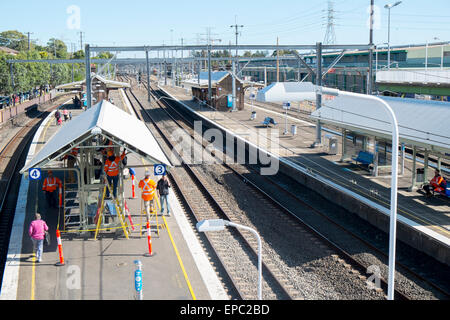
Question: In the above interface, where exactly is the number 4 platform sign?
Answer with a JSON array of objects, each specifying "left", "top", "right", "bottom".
[{"left": 29, "top": 168, "right": 42, "bottom": 180}]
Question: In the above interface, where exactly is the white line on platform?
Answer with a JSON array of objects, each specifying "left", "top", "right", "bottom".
[{"left": 168, "top": 191, "right": 229, "bottom": 300}]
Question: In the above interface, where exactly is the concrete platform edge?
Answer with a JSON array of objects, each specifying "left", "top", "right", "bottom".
[
  {"left": 158, "top": 85, "right": 450, "bottom": 267},
  {"left": 0, "top": 106, "right": 58, "bottom": 299}
]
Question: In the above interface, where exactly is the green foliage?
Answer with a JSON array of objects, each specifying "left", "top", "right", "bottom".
[
  {"left": 46, "top": 38, "right": 68, "bottom": 59},
  {"left": 0, "top": 30, "right": 85, "bottom": 96},
  {"left": 271, "top": 49, "right": 296, "bottom": 57},
  {"left": 0, "top": 30, "right": 28, "bottom": 51}
]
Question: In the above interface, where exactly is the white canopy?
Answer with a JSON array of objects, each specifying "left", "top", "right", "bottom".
[
  {"left": 311, "top": 95, "right": 450, "bottom": 156},
  {"left": 56, "top": 74, "right": 131, "bottom": 90},
  {"left": 21, "top": 100, "right": 172, "bottom": 173},
  {"left": 256, "top": 82, "right": 317, "bottom": 102}
]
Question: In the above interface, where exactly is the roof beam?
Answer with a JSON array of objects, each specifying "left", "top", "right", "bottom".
[{"left": 88, "top": 44, "right": 374, "bottom": 52}]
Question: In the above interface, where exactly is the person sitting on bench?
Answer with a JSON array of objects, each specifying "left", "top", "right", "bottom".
[{"left": 423, "top": 169, "right": 447, "bottom": 197}]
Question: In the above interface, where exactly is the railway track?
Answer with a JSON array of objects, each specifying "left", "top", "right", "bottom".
[
  {"left": 145, "top": 85, "right": 411, "bottom": 300},
  {"left": 123, "top": 84, "right": 294, "bottom": 300},
  {"left": 121, "top": 78, "right": 391, "bottom": 299},
  {"left": 123, "top": 76, "right": 450, "bottom": 300}
]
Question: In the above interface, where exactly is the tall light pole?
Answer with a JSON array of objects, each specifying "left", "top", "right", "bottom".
[
  {"left": 196, "top": 219, "right": 262, "bottom": 300},
  {"left": 318, "top": 87, "right": 399, "bottom": 300},
  {"left": 385, "top": 1, "right": 402, "bottom": 70}
]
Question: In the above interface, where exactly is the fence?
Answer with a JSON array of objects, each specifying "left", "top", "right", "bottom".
[{"left": 0, "top": 92, "right": 54, "bottom": 124}]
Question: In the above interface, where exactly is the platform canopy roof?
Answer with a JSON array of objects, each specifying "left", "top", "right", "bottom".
[
  {"left": 185, "top": 71, "right": 243, "bottom": 87},
  {"left": 256, "top": 82, "right": 317, "bottom": 102},
  {"left": 55, "top": 74, "right": 131, "bottom": 91},
  {"left": 310, "top": 95, "right": 450, "bottom": 156},
  {"left": 20, "top": 100, "right": 172, "bottom": 173}
]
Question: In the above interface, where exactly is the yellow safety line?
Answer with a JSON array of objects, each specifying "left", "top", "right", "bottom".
[
  {"left": 30, "top": 255, "right": 36, "bottom": 300},
  {"left": 162, "top": 216, "right": 196, "bottom": 300}
]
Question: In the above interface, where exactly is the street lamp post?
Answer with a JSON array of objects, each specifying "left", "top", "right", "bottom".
[
  {"left": 385, "top": 1, "right": 402, "bottom": 70},
  {"left": 196, "top": 219, "right": 262, "bottom": 300},
  {"left": 318, "top": 86, "right": 399, "bottom": 300}
]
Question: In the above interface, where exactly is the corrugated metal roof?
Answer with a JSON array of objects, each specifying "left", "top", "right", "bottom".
[
  {"left": 185, "top": 71, "right": 243, "bottom": 87},
  {"left": 21, "top": 100, "right": 172, "bottom": 173},
  {"left": 310, "top": 95, "right": 450, "bottom": 154}
]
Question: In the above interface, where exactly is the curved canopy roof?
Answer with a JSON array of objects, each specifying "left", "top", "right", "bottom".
[
  {"left": 311, "top": 95, "right": 450, "bottom": 156},
  {"left": 21, "top": 100, "right": 172, "bottom": 173},
  {"left": 56, "top": 74, "right": 131, "bottom": 91},
  {"left": 256, "top": 82, "right": 316, "bottom": 102}
]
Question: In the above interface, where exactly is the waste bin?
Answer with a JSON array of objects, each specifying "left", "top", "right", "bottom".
[
  {"left": 291, "top": 125, "right": 297, "bottom": 135},
  {"left": 328, "top": 137, "right": 338, "bottom": 155},
  {"left": 416, "top": 168, "right": 425, "bottom": 183}
]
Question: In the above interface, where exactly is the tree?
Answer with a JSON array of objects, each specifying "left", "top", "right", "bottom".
[
  {"left": 95, "top": 52, "right": 113, "bottom": 59},
  {"left": 46, "top": 38, "right": 68, "bottom": 59},
  {"left": 73, "top": 50, "right": 85, "bottom": 59},
  {"left": 271, "top": 49, "right": 296, "bottom": 57},
  {"left": 0, "top": 30, "right": 28, "bottom": 51}
]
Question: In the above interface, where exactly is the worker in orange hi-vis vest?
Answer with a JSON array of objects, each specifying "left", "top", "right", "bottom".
[
  {"left": 42, "top": 170, "right": 62, "bottom": 209},
  {"left": 138, "top": 170, "right": 157, "bottom": 221},
  {"left": 104, "top": 149, "right": 127, "bottom": 199}
]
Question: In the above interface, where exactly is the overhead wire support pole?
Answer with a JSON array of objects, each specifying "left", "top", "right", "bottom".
[
  {"left": 146, "top": 50, "right": 151, "bottom": 102},
  {"left": 230, "top": 22, "right": 244, "bottom": 74},
  {"left": 208, "top": 44, "right": 212, "bottom": 103},
  {"left": 368, "top": 0, "right": 375, "bottom": 94},
  {"left": 313, "top": 42, "right": 323, "bottom": 147},
  {"left": 85, "top": 44, "right": 92, "bottom": 109}
]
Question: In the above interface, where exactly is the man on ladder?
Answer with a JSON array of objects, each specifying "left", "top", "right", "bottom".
[
  {"left": 139, "top": 170, "right": 157, "bottom": 222},
  {"left": 104, "top": 149, "right": 126, "bottom": 199}
]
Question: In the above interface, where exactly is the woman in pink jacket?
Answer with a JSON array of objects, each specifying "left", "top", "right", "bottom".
[{"left": 28, "top": 213, "right": 48, "bottom": 263}]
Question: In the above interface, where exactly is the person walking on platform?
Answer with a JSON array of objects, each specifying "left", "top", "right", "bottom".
[
  {"left": 28, "top": 213, "right": 48, "bottom": 263},
  {"left": 157, "top": 174, "right": 171, "bottom": 216},
  {"left": 55, "top": 110, "right": 61, "bottom": 126},
  {"left": 104, "top": 149, "right": 126, "bottom": 199},
  {"left": 42, "top": 170, "right": 62, "bottom": 209},
  {"left": 62, "top": 108, "right": 69, "bottom": 122},
  {"left": 424, "top": 169, "right": 447, "bottom": 197},
  {"left": 139, "top": 170, "right": 157, "bottom": 221}
]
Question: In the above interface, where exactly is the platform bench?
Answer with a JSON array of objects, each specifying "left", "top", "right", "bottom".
[
  {"left": 352, "top": 151, "right": 374, "bottom": 169},
  {"left": 262, "top": 117, "right": 277, "bottom": 127}
]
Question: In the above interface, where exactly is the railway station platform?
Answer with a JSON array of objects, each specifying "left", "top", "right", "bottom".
[
  {"left": 0, "top": 95, "right": 227, "bottom": 300},
  {"left": 157, "top": 83, "right": 450, "bottom": 267}
]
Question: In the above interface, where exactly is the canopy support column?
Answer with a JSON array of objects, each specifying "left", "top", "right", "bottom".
[{"left": 409, "top": 146, "right": 418, "bottom": 191}]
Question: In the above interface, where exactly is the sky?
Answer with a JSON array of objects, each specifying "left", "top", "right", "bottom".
[{"left": 1, "top": 0, "right": 450, "bottom": 58}]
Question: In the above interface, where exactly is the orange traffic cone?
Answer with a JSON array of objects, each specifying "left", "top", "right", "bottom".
[
  {"left": 131, "top": 175, "right": 136, "bottom": 199},
  {"left": 55, "top": 229, "right": 65, "bottom": 266},
  {"left": 144, "top": 221, "right": 154, "bottom": 257},
  {"left": 125, "top": 201, "right": 135, "bottom": 231}
]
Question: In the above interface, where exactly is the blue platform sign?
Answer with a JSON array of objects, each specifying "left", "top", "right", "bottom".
[
  {"left": 154, "top": 164, "right": 167, "bottom": 176},
  {"left": 29, "top": 168, "right": 41, "bottom": 180},
  {"left": 282, "top": 102, "right": 291, "bottom": 110},
  {"left": 227, "top": 95, "right": 233, "bottom": 108},
  {"left": 134, "top": 270, "right": 142, "bottom": 292}
]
